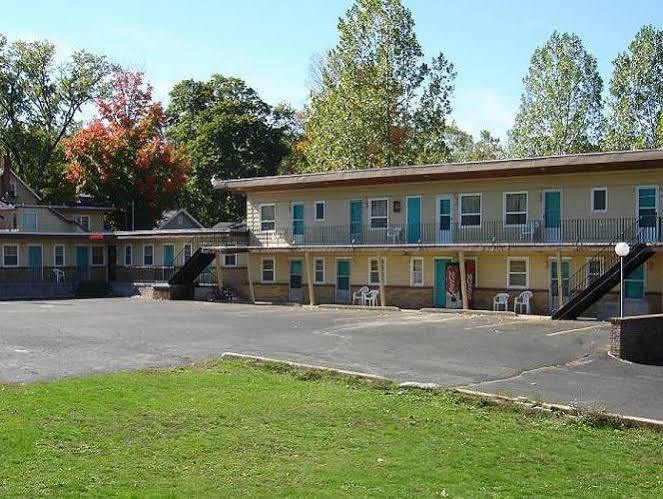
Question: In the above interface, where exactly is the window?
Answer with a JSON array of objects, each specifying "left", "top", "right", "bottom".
[
  {"left": 587, "top": 258, "right": 603, "bottom": 285},
  {"left": 261, "top": 258, "right": 275, "bottom": 283},
  {"left": 54, "top": 245, "right": 65, "bottom": 267},
  {"left": 8, "top": 181, "right": 16, "bottom": 199},
  {"left": 369, "top": 199, "right": 388, "bottom": 229},
  {"left": 504, "top": 192, "right": 527, "bottom": 225},
  {"left": 184, "top": 244, "right": 192, "bottom": 262},
  {"left": 3, "top": 244, "right": 18, "bottom": 267},
  {"left": 459, "top": 194, "right": 481, "bottom": 227},
  {"left": 91, "top": 246, "right": 104, "bottom": 266},
  {"left": 75, "top": 215, "right": 90, "bottom": 231},
  {"left": 143, "top": 245, "right": 154, "bottom": 266},
  {"left": 507, "top": 257, "right": 528, "bottom": 289},
  {"left": 224, "top": 254, "right": 237, "bottom": 267},
  {"left": 368, "top": 257, "right": 387, "bottom": 285},
  {"left": 22, "top": 212, "right": 37, "bottom": 231},
  {"left": 410, "top": 257, "right": 424, "bottom": 287},
  {"left": 591, "top": 188, "right": 607, "bottom": 212},
  {"left": 124, "top": 245, "right": 132, "bottom": 266},
  {"left": 260, "top": 204, "right": 276, "bottom": 231},
  {"left": 625, "top": 264, "right": 645, "bottom": 299},
  {"left": 314, "top": 257, "right": 325, "bottom": 284},
  {"left": 315, "top": 201, "right": 325, "bottom": 221}
]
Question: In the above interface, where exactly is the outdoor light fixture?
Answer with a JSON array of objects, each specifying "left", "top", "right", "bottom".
[{"left": 615, "top": 242, "right": 630, "bottom": 318}]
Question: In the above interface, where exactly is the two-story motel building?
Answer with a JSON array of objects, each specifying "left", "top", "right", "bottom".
[{"left": 212, "top": 149, "right": 663, "bottom": 318}]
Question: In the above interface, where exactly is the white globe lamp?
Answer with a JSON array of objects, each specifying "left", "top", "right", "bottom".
[{"left": 614, "top": 242, "right": 630, "bottom": 317}]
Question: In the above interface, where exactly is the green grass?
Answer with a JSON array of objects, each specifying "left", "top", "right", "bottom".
[{"left": 2, "top": 360, "right": 663, "bottom": 497}]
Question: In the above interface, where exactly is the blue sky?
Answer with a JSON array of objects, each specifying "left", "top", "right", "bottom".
[{"left": 3, "top": 0, "right": 661, "bottom": 140}]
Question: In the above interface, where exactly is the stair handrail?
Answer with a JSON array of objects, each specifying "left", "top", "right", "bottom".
[{"left": 554, "top": 219, "right": 644, "bottom": 313}]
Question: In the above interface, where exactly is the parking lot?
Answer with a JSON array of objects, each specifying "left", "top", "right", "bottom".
[{"left": 1, "top": 298, "right": 662, "bottom": 420}]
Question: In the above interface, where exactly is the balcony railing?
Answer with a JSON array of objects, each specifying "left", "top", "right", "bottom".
[{"left": 249, "top": 217, "right": 662, "bottom": 247}]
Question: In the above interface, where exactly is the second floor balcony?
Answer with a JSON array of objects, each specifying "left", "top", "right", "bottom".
[{"left": 249, "top": 217, "right": 662, "bottom": 247}]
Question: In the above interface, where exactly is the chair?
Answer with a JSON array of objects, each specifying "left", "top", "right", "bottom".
[
  {"left": 514, "top": 290, "right": 533, "bottom": 315},
  {"left": 364, "top": 289, "right": 379, "bottom": 306},
  {"left": 53, "top": 268, "right": 65, "bottom": 284},
  {"left": 352, "top": 286, "right": 369, "bottom": 305},
  {"left": 493, "top": 292, "right": 510, "bottom": 311}
]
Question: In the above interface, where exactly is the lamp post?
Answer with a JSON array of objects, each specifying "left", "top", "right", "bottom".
[{"left": 615, "top": 242, "right": 630, "bottom": 318}]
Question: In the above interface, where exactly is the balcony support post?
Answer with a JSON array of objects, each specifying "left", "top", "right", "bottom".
[
  {"left": 378, "top": 253, "right": 386, "bottom": 307},
  {"left": 304, "top": 251, "right": 315, "bottom": 306},
  {"left": 214, "top": 251, "right": 224, "bottom": 291},
  {"left": 556, "top": 250, "right": 564, "bottom": 308},
  {"left": 246, "top": 252, "right": 256, "bottom": 303},
  {"left": 458, "top": 251, "right": 469, "bottom": 310}
]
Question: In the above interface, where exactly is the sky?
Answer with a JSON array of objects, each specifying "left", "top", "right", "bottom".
[{"left": 3, "top": 0, "right": 662, "bottom": 141}]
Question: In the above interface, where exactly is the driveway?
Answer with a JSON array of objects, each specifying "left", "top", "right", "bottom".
[{"left": 1, "top": 298, "right": 661, "bottom": 420}]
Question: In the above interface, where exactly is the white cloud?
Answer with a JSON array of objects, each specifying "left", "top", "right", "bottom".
[{"left": 452, "top": 87, "right": 517, "bottom": 142}]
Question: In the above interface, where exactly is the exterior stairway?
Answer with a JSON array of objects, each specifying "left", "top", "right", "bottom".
[
  {"left": 552, "top": 230, "right": 654, "bottom": 320},
  {"left": 168, "top": 247, "right": 216, "bottom": 286}
]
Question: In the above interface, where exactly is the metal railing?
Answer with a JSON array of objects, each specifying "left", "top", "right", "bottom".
[{"left": 249, "top": 217, "right": 662, "bottom": 247}]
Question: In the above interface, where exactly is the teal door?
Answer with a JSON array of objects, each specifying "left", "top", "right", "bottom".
[
  {"left": 434, "top": 259, "right": 449, "bottom": 307},
  {"left": 163, "top": 245, "right": 175, "bottom": 266},
  {"left": 407, "top": 197, "right": 421, "bottom": 244},
  {"left": 544, "top": 191, "right": 561, "bottom": 241},
  {"left": 625, "top": 264, "right": 645, "bottom": 299},
  {"left": 350, "top": 200, "right": 362, "bottom": 241},
  {"left": 28, "top": 246, "right": 42, "bottom": 281},
  {"left": 336, "top": 259, "right": 351, "bottom": 303},
  {"left": 438, "top": 197, "right": 452, "bottom": 243},
  {"left": 637, "top": 187, "right": 657, "bottom": 241},
  {"left": 76, "top": 246, "right": 89, "bottom": 280},
  {"left": 293, "top": 203, "right": 304, "bottom": 242}
]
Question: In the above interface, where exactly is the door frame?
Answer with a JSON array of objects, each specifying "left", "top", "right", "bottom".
[
  {"left": 76, "top": 245, "right": 90, "bottom": 280},
  {"left": 288, "top": 258, "right": 304, "bottom": 303},
  {"left": 433, "top": 256, "right": 453, "bottom": 308},
  {"left": 292, "top": 201, "right": 305, "bottom": 242},
  {"left": 636, "top": 185, "right": 659, "bottom": 240},
  {"left": 349, "top": 199, "right": 363, "bottom": 241},
  {"left": 406, "top": 195, "right": 422, "bottom": 244},
  {"left": 27, "top": 244, "right": 43, "bottom": 281},
  {"left": 543, "top": 189, "right": 563, "bottom": 241},
  {"left": 436, "top": 194, "right": 453, "bottom": 243},
  {"left": 548, "top": 256, "right": 571, "bottom": 313},
  {"left": 335, "top": 257, "right": 352, "bottom": 304}
]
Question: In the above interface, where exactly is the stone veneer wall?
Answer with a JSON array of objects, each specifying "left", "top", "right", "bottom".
[{"left": 610, "top": 314, "right": 663, "bottom": 365}]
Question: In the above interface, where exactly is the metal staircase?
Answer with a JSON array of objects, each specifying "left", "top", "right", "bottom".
[
  {"left": 168, "top": 247, "right": 216, "bottom": 286},
  {"left": 551, "top": 223, "right": 654, "bottom": 320}
]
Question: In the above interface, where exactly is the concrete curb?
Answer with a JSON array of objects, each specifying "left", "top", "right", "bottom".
[
  {"left": 420, "top": 307, "right": 514, "bottom": 317},
  {"left": 316, "top": 304, "right": 401, "bottom": 312},
  {"left": 221, "top": 352, "right": 663, "bottom": 431}
]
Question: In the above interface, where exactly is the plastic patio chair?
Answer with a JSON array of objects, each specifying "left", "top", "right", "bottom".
[
  {"left": 53, "top": 268, "right": 65, "bottom": 284},
  {"left": 352, "top": 286, "right": 369, "bottom": 305},
  {"left": 364, "top": 289, "right": 379, "bottom": 306},
  {"left": 514, "top": 290, "right": 533, "bottom": 315},
  {"left": 493, "top": 292, "right": 510, "bottom": 311}
]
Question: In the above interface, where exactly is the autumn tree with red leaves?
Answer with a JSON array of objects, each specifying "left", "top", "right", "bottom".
[{"left": 64, "top": 71, "right": 189, "bottom": 229}]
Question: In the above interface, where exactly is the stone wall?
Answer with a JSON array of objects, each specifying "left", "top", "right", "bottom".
[{"left": 610, "top": 314, "right": 663, "bottom": 365}]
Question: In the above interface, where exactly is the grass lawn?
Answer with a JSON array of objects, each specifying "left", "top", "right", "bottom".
[{"left": 1, "top": 360, "right": 663, "bottom": 497}]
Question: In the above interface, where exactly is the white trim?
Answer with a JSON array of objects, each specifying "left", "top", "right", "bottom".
[
  {"left": 91, "top": 245, "right": 105, "bottom": 267},
  {"left": 503, "top": 191, "right": 528, "bottom": 227},
  {"left": 2, "top": 243, "right": 19, "bottom": 267},
  {"left": 590, "top": 187, "right": 608, "bottom": 213},
  {"left": 259, "top": 203, "right": 276, "bottom": 232},
  {"left": 223, "top": 253, "right": 238, "bottom": 267},
  {"left": 124, "top": 244, "right": 133, "bottom": 266},
  {"left": 410, "top": 256, "right": 424, "bottom": 287},
  {"left": 314, "top": 201, "right": 326, "bottom": 222},
  {"left": 143, "top": 244, "right": 154, "bottom": 266},
  {"left": 21, "top": 211, "right": 38, "bottom": 231},
  {"left": 313, "top": 257, "right": 325, "bottom": 284},
  {"left": 367, "top": 256, "right": 387, "bottom": 285},
  {"left": 368, "top": 198, "right": 389, "bottom": 230},
  {"left": 506, "top": 256, "right": 529, "bottom": 289},
  {"left": 156, "top": 208, "right": 204, "bottom": 229},
  {"left": 74, "top": 214, "right": 91, "bottom": 231},
  {"left": 458, "top": 193, "right": 482, "bottom": 228},
  {"left": 636, "top": 185, "right": 659, "bottom": 217},
  {"left": 54, "top": 244, "right": 65, "bottom": 267},
  {"left": 261, "top": 257, "right": 275, "bottom": 283}
]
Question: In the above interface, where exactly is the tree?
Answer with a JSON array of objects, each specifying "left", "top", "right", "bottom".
[
  {"left": 0, "top": 35, "right": 110, "bottom": 198},
  {"left": 604, "top": 25, "right": 663, "bottom": 150},
  {"left": 444, "top": 125, "right": 504, "bottom": 162},
  {"left": 303, "top": 0, "right": 456, "bottom": 171},
  {"left": 64, "top": 71, "right": 189, "bottom": 229},
  {"left": 508, "top": 31, "right": 603, "bottom": 157},
  {"left": 167, "top": 76, "right": 292, "bottom": 225}
]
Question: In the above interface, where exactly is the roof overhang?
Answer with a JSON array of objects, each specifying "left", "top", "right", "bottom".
[{"left": 211, "top": 149, "right": 663, "bottom": 193}]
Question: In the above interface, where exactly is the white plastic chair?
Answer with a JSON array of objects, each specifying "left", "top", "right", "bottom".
[
  {"left": 514, "top": 290, "right": 533, "bottom": 315},
  {"left": 352, "top": 286, "right": 369, "bottom": 305},
  {"left": 493, "top": 292, "right": 510, "bottom": 311},
  {"left": 364, "top": 289, "right": 379, "bottom": 306},
  {"left": 53, "top": 268, "right": 65, "bottom": 283}
]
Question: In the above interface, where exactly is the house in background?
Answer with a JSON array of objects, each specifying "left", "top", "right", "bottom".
[{"left": 209, "top": 149, "right": 663, "bottom": 319}]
